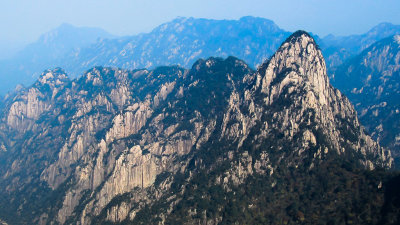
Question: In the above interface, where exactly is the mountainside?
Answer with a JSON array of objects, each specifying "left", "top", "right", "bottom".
[
  {"left": 0, "top": 24, "right": 114, "bottom": 94},
  {"left": 333, "top": 34, "right": 400, "bottom": 167},
  {"left": 0, "top": 31, "right": 398, "bottom": 225},
  {"left": 322, "top": 22, "right": 400, "bottom": 70}
]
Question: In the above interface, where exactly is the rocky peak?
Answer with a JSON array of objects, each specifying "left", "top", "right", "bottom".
[
  {"left": 4, "top": 68, "right": 69, "bottom": 132},
  {"left": 36, "top": 68, "right": 69, "bottom": 88},
  {"left": 81, "top": 67, "right": 126, "bottom": 87},
  {"left": 257, "top": 30, "right": 329, "bottom": 106},
  {"left": 82, "top": 67, "right": 105, "bottom": 85},
  {"left": 248, "top": 30, "right": 393, "bottom": 169}
]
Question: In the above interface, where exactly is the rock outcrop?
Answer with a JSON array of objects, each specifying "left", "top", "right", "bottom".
[{"left": 251, "top": 31, "right": 392, "bottom": 169}]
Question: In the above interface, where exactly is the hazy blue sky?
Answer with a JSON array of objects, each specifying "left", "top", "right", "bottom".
[{"left": 1, "top": 0, "right": 400, "bottom": 46}]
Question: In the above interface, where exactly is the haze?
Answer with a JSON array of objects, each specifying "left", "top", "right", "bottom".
[{"left": 1, "top": 0, "right": 400, "bottom": 55}]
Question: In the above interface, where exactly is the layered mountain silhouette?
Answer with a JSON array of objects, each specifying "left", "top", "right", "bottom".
[
  {"left": 62, "top": 17, "right": 290, "bottom": 75},
  {"left": 0, "top": 31, "right": 398, "bottom": 224},
  {"left": 0, "top": 23, "right": 114, "bottom": 94},
  {"left": 322, "top": 22, "right": 400, "bottom": 70},
  {"left": 2, "top": 17, "right": 400, "bottom": 96},
  {"left": 333, "top": 34, "right": 400, "bottom": 167}
]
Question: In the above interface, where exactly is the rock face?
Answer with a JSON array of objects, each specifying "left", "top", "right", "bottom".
[
  {"left": 333, "top": 34, "right": 400, "bottom": 167},
  {"left": 0, "top": 31, "right": 395, "bottom": 225},
  {"left": 251, "top": 31, "right": 391, "bottom": 169}
]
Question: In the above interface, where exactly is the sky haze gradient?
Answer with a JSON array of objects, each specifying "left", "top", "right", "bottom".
[{"left": 1, "top": 0, "right": 400, "bottom": 47}]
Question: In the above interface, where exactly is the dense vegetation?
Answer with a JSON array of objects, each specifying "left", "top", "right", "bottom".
[{"left": 112, "top": 143, "right": 400, "bottom": 225}]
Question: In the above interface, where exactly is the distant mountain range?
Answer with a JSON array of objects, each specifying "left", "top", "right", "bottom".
[
  {"left": 322, "top": 22, "right": 400, "bottom": 70},
  {"left": 0, "top": 23, "right": 114, "bottom": 94},
  {"left": 332, "top": 34, "right": 400, "bottom": 167},
  {"left": 62, "top": 16, "right": 290, "bottom": 75},
  {"left": 1, "top": 17, "right": 400, "bottom": 96}
]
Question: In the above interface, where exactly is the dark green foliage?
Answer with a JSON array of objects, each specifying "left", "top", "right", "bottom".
[
  {"left": 124, "top": 98, "right": 400, "bottom": 224},
  {"left": 149, "top": 158, "right": 400, "bottom": 225},
  {"left": 380, "top": 174, "right": 400, "bottom": 224}
]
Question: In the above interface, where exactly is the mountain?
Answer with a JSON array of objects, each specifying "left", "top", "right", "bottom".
[
  {"left": 0, "top": 31, "right": 398, "bottom": 225},
  {"left": 65, "top": 19, "right": 400, "bottom": 78},
  {"left": 322, "top": 22, "right": 400, "bottom": 70},
  {"left": 0, "top": 23, "right": 114, "bottom": 94},
  {"left": 19, "top": 23, "right": 114, "bottom": 61},
  {"left": 0, "top": 16, "right": 291, "bottom": 95},
  {"left": 332, "top": 34, "right": 400, "bottom": 167},
  {"left": 1, "top": 16, "right": 399, "bottom": 97},
  {"left": 63, "top": 16, "right": 290, "bottom": 74}
]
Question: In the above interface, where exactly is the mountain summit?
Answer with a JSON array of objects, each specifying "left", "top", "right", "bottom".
[
  {"left": 252, "top": 31, "right": 391, "bottom": 169},
  {"left": 0, "top": 31, "right": 397, "bottom": 224},
  {"left": 258, "top": 31, "right": 328, "bottom": 99}
]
